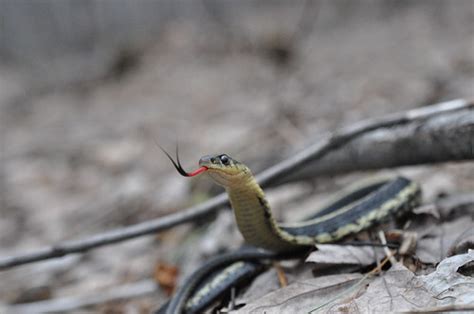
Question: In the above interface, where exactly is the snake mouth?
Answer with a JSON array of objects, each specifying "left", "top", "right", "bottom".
[{"left": 198, "top": 155, "right": 227, "bottom": 174}]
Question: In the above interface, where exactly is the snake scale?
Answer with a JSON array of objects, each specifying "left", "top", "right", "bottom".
[{"left": 156, "top": 152, "right": 421, "bottom": 314}]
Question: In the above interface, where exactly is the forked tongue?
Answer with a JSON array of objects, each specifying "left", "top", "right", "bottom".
[
  {"left": 186, "top": 166, "right": 208, "bottom": 177},
  {"left": 159, "top": 144, "right": 208, "bottom": 177}
]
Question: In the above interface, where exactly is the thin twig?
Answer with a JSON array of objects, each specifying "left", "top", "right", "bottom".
[
  {"left": 0, "top": 99, "right": 472, "bottom": 270},
  {"left": 378, "top": 231, "right": 397, "bottom": 265}
]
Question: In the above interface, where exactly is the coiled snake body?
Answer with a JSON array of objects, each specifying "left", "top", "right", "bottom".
[{"left": 157, "top": 152, "right": 421, "bottom": 314}]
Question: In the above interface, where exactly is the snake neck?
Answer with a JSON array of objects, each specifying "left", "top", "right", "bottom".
[{"left": 225, "top": 176, "right": 301, "bottom": 252}]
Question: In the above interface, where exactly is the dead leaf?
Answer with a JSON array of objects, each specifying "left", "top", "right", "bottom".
[
  {"left": 154, "top": 262, "right": 179, "bottom": 296},
  {"left": 437, "top": 193, "right": 474, "bottom": 219},
  {"left": 232, "top": 251, "right": 474, "bottom": 313},
  {"left": 415, "top": 217, "right": 474, "bottom": 264},
  {"left": 448, "top": 230, "right": 474, "bottom": 257},
  {"left": 237, "top": 268, "right": 285, "bottom": 306},
  {"left": 306, "top": 244, "right": 386, "bottom": 267},
  {"left": 236, "top": 264, "right": 314, "bottom": 307},
  {"left": 413, "top": 204, "right": 440, "bottom": 219},
  {"left": 419, "top": 250, "right": 474, "bottom": 305},
  {"left": 9, "top": 286, "right": 52, "bottom": 304},
  {"left": 347, "top": 263, "right": 436, "bottom": 312},
  {"left": 232, "top": 273, "right": 363, "bottom": 314}
]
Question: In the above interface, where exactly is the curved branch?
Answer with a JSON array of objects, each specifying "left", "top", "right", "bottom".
[
  {"left": 281, "top": 105, "right": 474, "bottom": 183},
  {"left": 0, "top": 99, "right": 472, "bottom": 270}
]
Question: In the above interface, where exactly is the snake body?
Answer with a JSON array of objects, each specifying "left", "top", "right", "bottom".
[
  {"left": 199, "top": 154, "right": 420, "bottom": 251},
  {"left": 158, "top": 153, "right": 421, "bottom": 314}
]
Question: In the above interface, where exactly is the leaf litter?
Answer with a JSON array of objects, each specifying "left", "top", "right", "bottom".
[
  {"left": 232, "top": 251, "right": 474, "bottom": 314},
  {"left": 227, "top": 196, "right": 474, "bottom": 313}
]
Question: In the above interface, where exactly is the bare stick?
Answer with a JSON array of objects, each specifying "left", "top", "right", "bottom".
[
  {"left": 0, "top": 99, "right": 472, "bottom": 270},
  {"left": 258, "top": 99, "right": 474, "bottom": 186},
  {"left": 378, "top": 231, "right": 397, "bottom": 265},
  {"left": 281, "top": 105, "right": 474, "bottom": 183}
]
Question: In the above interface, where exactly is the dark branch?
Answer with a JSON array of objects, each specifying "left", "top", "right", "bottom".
[
  {"left": 0, "top": 99, "right": 472, "bottom": 270},
  {"left": 278, "top": 103, "right": 474, "bottom": 183}
]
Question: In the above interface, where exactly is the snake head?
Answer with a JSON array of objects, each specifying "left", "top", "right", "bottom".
[
  {"left": 160, "top": 145, "right": 251, "bottom": 187},
  {"left": 199, "top": 154, "right": 251, "bottom": 187}
]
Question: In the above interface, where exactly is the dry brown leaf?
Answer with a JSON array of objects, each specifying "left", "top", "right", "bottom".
[
  {"left": 437, "top": 194, "right": 474, "bottom": 219},
  {"left": 236, "top": 264, "right": 315, "bottom": 307},
  {"left": 415, "top": 217, "right": 474, "bottom": 264},
  {"left": 233, "top": 273, "right": 363, "bottom": 314},
  {"left": 413, "top": 204, "right": 440, "bottom": 219},
  {"left": 346, "top": 263, "right": 436, "bottom": 312},
  {"left": 237, "top": 268, "right": 285, "bottom": 306},
  {"left": 232, "top": 251, "right": 474, "bottom": 313},
  {"left": 154, "top": 262, "right": 179, "bottom": 296},
  {"left": 419, "top": 250, "right": 474, "bottom": 305},
  {"left": 306, "top": 244, "right": 386, "bottom": 267}
]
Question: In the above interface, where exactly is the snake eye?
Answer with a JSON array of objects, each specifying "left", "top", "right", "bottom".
[{"left": 220, "top": 155, "right": 230, "bottom": 165}]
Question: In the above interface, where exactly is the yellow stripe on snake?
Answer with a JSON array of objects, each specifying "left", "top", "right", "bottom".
[{"left": 157, "top": 151, "right": 421, "bottom": 314}]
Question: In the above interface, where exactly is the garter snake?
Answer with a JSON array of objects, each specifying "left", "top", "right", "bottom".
[{"left": 157, "top": 151, "right": 421, "bottom": 314}]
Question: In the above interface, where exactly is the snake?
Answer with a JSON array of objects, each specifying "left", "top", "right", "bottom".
[{"left": 156, "top": 150, "right": 421, "bottom": 314}]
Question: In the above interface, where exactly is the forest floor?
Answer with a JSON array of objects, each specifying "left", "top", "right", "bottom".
[{"left": 0, "top": 2, "right": 473, "bottom": 313}]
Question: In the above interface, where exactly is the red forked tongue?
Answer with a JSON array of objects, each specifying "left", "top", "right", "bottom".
[
  {"left": 158, "top": 144, "right": 208, "bottom": 177},
  {"left": 187, "top": 166, "right": 208, "bottom": 177}
]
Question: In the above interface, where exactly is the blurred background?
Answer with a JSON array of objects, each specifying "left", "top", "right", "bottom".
[{"left": 0, "top": 0, "right": 473, "bottom": 312}]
